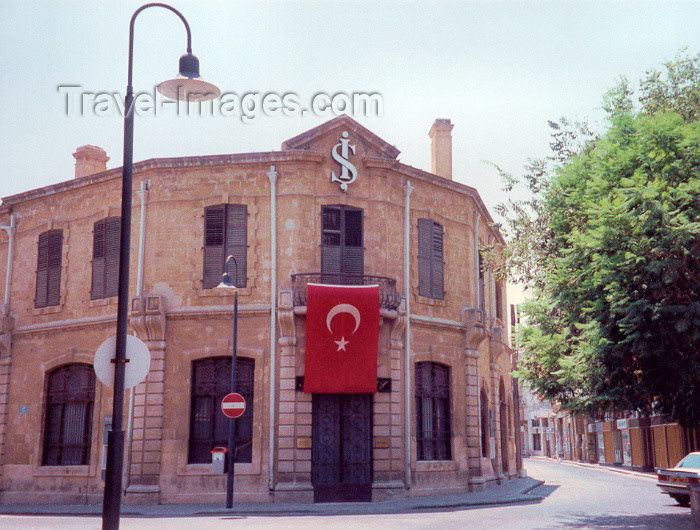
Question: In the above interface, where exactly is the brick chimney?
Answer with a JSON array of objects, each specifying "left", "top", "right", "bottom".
[
  {"left": 429, "top": 119, "right": 454, "bottom": 180},
  {"left": 73, "top": 145, "right": 109, "bottom": 178}
]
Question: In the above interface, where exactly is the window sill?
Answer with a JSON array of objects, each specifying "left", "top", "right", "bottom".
[
  {"left": 198, "top": 285, "right": 254, "bottom": 299},
  {"left": 32, "top": 305, "right": 63, "bottom": 316},
  {"left": 414, "top": 294, "right": 446, "bottom": 307},
  {"left": 178, "top": 462, "right": 256, "bottom": 476},
  {"left": 415, "top": 460, "right": 457, "bottom": 472},
  {"left": 88, "top": 296, "right": 118, "bottom": 308},
  {"left": 34, "top": 465, "right": 93, "bottom": 477}
]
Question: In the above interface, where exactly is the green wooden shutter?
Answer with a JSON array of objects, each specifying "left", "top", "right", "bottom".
[{"left": 91, "top": 219, "right": 106, "bottom": 299}]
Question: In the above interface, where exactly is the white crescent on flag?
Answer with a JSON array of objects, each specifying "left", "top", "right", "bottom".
[{"left": 326, "top": 303, "right": 361, "bottom": 335}]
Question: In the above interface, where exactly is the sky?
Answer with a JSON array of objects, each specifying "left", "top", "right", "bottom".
[{"left": 1, "top": 0, "right": 698, "bottom": 253}]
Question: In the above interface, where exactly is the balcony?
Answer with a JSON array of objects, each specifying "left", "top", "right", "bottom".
[{"left": 291, "top": 273, "right": 402, "bottom": 311}]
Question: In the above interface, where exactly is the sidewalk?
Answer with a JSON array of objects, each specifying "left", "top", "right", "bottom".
[
  {"left": 0, "top": 476, "right": 545, "bottom": 517},
  {"left": 528, "top": 455, "right": 657, "bottom": 480}
]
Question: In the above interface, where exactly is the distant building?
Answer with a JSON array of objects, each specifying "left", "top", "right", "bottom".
[{"left": 0, "top": 116, "right": 517, "bottom": 505}]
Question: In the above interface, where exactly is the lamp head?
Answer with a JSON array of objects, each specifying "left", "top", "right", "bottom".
[
  {"left": 216, "top": 271, "right": 237, "bottom": 291},
  {"left": 157, "top": 52, "right": 220, "bottom": 102}
]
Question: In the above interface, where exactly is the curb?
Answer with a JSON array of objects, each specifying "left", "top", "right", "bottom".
[{"left": 0, "top": 479, "right": 546, "bottom": 518}]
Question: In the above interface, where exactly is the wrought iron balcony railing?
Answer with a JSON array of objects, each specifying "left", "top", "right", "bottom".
[{"left": 291, "top": 273, "right": 402, "bottom": 311}]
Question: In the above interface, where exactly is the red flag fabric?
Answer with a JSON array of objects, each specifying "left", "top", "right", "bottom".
[{"left": 303, "top": 283, "right": 379, "bottom": 393}]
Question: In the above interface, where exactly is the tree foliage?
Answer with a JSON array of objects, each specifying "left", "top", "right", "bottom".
[{"left": 500, "top": 52, "right": 700, "bottom": 425}]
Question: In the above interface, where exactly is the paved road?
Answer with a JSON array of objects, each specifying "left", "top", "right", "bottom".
[{"left": 1, "top": 458, "right": 695, "bottom": 529}]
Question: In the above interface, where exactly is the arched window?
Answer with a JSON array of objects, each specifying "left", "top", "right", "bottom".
[
  {"left": 188, "top": 356, "right": 254, "bottom": 464},
  {"left": 42, "top": 364, "right": 95, "bottom": 466},
  {"left": 500, "top": 378, "right": 509, "bottom": 473},
  {"left": 480, "top": 386, "right": 489, "bottom": 457},
  {"left": 415, "top": 362, "right": 451, "bottom": 460}
]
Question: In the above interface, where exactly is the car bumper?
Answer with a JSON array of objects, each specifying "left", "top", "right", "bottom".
[{"left": 657, "top": 482, "right": 689, "bottom": 496}]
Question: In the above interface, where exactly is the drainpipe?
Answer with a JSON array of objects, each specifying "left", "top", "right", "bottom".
[
  {"left": 1, "top": 214, "right": 16, "bottom": 316},
  {"left": 488, "top": 234, "right": 495, "bottom": 323},
  {"left": 266, "top": 165, "right": 278, "bottom": 491},
  {"left": 135, "top": 180, "right": 150, "bottom": 297},
  {"left": 125, "top": 179, "right": 149, "bottom": 491},
  {"left": 403, "top": 180, "right": 414, "bottom": 489},
  {"left": 473, "top": 212, "right": 481, "bottom": 312}
]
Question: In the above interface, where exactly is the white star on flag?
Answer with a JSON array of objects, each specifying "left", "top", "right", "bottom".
[{"left": 334, "top": 336, "right": 349, "bottom": 351}]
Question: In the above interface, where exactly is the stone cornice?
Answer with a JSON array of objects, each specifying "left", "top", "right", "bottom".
[
  {"left": 167, "top": 304, "right": 271, "bottom": 319},
  {"left": 12, "top": 304, "right": 271, "bottom": 335},
  {"left": 410, "top": 313, "right": 465, "bottom": 330},
  {"left": 364, "top": 157, "right": 505, "bottom": 246},
  {"left": 1, "top": 151, "right": 323, "bottom": 206}
]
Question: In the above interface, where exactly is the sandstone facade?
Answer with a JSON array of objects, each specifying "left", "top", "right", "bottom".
[{"left": 0, "top": 116, "right": 516, "bottom": 504}]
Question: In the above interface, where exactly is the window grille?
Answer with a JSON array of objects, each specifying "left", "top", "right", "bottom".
[
  {"left": 415, "top": 362, "right": 451, "bottom": 460},
  {"left": 42, "top": 364, "right": 95, "bottom": 466},
  {"left": 481, "top": 386, "right": 490, "bottom": 457},
  {"left": 188, "top": 357, "right": 254, "bottom": 463}
]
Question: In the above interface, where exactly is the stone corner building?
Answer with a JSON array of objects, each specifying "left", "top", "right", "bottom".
[{"left": 0, "top": 116, "right": 517, "bottom": 505}]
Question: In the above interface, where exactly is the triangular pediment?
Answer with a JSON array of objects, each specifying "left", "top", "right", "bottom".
[{"left": 282, "top": 115, "right": 400, "bottom": 160}]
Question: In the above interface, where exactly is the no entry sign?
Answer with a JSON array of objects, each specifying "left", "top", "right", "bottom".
[{"left": 221, "top": 393, "right": 246, "bottom": 419}]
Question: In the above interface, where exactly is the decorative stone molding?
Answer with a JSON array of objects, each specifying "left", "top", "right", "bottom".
[
  {"left": 390, "top": 299, "right": 407, "bottom": 348},
  {"left": 462, "top": 306, "right": 487, "bottom": 350},
  {"left": 130, "top": 296, "right": 166, "bottom": 343},
  {"left": 490, "top": 324, "right": 510, "bottom": 363},
  {"left": 277, "top": 290, "right": 296, "bottom": 340}
]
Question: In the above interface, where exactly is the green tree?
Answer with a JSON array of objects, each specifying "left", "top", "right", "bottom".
[{"left": 501, "top": 53, "right": 700, "bottom": 426}]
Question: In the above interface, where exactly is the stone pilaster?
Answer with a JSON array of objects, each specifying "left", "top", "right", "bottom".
[
  {"left": 0, "top": 316, "right": 14, "bottom": 488},
  {"left": 382, "top": 308, "right": 406, "bottom": 488},
  {"left": 490, "top": 361, "right": 503, "bottom": 480},
  {"left": 462, "top": 306, "right": 487, "bottom": 489},
  {"left": 126, "top": 295, "right": 167, "bottom": 504},
  {"left": 273, "top": 290, "right": 312, "bottom": 502}
]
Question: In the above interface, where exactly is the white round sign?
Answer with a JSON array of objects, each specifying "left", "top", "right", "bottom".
[{"left": 94, "top": 335, "right": 151, "bottom": 389}]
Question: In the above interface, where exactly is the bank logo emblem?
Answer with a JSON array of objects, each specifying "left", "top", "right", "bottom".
[{"left": 331, "top": 131, "right": 358, "bottom": 191}]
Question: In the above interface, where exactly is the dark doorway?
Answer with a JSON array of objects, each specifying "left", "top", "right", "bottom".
[
  {"left": 311, "top": 394, "right": 372, "bottom": 502},
  {"left": 499, "top": 379, "right": 509, "bottom": 474}
]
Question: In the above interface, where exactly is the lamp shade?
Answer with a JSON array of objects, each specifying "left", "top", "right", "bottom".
[
  {"left": 157, "top": 52, "right": 220, "bottom": 102},
  {"left": 216, "top": 272, "right": 237, "bottom": 291}
]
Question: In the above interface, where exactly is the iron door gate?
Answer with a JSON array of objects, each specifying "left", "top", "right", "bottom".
[{"left": 311, "top": 394, "right": 372, "bottom": 502}]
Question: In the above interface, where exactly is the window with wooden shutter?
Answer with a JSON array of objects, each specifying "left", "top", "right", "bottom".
[
  {"left": 415, "top": 362, "right": 451, "bottom": 461},
  {"left": 478, "top": 251, "right": 486, "bottom": 311},
  {"left": 188, "top": 356, "right": 254, "bottom": 464},
  {"left": 203, "top": 204, "right": 247, "bottom": 289},
  {"left": 417, "top": 219, "right": 444, "bottom": 299},
  {"left": 42, "top": 364, "right": 95, "bottom": 466},
  {"left": 495, "top": 281, "right": 503, "bottom": 321},
  {"left": 321, "top": 205, "right": 363, "bottom": 284},
  {"left": 35, "top": 229, "right": 63, "bottom": 308},
  {"left": 91, "top": 217, "right": 121, "bottom": 300}
]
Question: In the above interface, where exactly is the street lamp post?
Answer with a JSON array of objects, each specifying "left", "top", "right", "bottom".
[
  {"left": 102, "top": 4, "right": 219, "bottom": 530},
  {"left": 217, "top": 255, "right": 239, "bottom": 509}
]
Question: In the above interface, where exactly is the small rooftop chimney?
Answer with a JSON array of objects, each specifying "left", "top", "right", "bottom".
[
  {"left": 429, "top": 119, "right": 453, "bottom": 180},
  {"left": 73, "top": 145, "right": 109, "bottom": 178}
]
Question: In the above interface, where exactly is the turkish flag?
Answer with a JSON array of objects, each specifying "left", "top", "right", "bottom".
[{"left": 303, "top": 283, "right": 379, "bottom": 393}]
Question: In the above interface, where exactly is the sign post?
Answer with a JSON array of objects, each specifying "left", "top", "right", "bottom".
[{"left": 221, "top": 392, "right": 245, "bottom": 508}]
